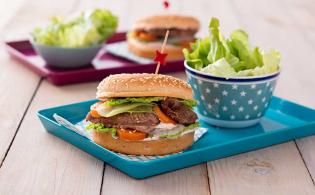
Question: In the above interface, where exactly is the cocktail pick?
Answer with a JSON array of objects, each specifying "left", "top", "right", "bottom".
[{"left": 154, "top": 30, "right": 169, "bottom": 74}]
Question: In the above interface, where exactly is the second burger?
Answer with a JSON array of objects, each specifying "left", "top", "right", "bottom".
[{"left": 127, "top": 14, "right": 200, "bottom": 61}]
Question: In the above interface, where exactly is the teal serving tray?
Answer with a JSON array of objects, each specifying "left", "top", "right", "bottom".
[{"left": 37, "top": 96, "right": 315, "bottom": 179}]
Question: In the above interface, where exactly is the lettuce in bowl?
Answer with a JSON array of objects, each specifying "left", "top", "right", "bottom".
[
  {"left": 32, "top": 8, "right": 118, "bottom": 48},
  {"left": 183, "top": 17, "right": 281, "bottom": 77}
]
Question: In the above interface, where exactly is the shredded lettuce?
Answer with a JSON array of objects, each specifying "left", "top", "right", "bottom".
[
  {"left": 104, "top": 97, "right": 164, "bottom": 106},
  {"left": 86, "top": 123, "right": 116, "bottom": 137},
  {"left": 183, "top": 17, "right": 280, "bottom": 77},
  {"left": 32, "top": 9, "right": 118, "bottom": 47}
]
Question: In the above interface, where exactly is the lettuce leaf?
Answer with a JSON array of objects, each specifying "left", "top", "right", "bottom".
[
  {"left": 32, "top": 8, "right": 118, "bottom": 47},
  {"left": 183, "top": 17, "right": 281, "bottom": 77},
  {"left": 183, "top": 37, "right": 211, "bottom": 70},
  {"left": 179, "top": 99, "right": 197, "bottom": 108},
  {"left": 104, "top": 97, "right": 164, "bottom": 106},
  {"left": 207, "top": 17, "right": 227, "bottom": 64},
  {"left": 184, "top": 122, "right": 200, "bottom": 130},
  {"left": 86, "top": 123, "right": 116, "bottom": 137}
]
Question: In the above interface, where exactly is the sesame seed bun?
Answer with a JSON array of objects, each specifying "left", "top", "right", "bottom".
[
  {"left": 92, "top": 130, "right": 194, "bottom": 155},
  {"left": 96, "top": 73, "right": 194, "bottom": 100},
  {"left": 133, "top": 15, "right": 200, "bottom": 31},
  {"left": 127, "top": 36, "right": 184, "bottom": 61}
]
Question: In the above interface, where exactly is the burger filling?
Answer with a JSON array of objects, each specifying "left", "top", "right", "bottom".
[
  {"left": 86, "top": 97, "right": 198, "bottom": 141},
  {"left": 129, "top": 28, "right": 197, "bottom": 47}
]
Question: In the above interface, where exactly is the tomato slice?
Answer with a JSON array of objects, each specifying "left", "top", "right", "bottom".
[
  {"left": 153, "top": 106, "right": 176, "bottom": 124},
  {"left": 117, "top": 129, "right": 147, "bottom": 141},
  {"left": 90, "top": 110, "right": 101, "bottom": 118}
]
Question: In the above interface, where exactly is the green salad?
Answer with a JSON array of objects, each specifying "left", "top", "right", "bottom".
[
  {"left": 183, "top": 17, "right": 281, "bottom": 77},
  {"left": 32, "top": 9, "right": 118, "bottom": 48}
]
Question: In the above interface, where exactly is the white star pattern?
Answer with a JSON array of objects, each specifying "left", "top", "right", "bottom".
[
  {"left": 240, "top": 91, "right": 246, "bottom": 97},
  {"left": 264, "top": 103, "right": 268, "bottom": 108},
  {"left": 194, "top": 82, "right": 274, "bottom": 120},
  {"left": 232, "top": 84, "right": 238, "bottom": 90},
  {"left": 269, "top": 87, "right": 274, "bottom": 92}
]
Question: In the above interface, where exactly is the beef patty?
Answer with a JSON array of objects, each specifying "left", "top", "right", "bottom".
[
  {"left": 160, "top": 97, "right": 197, "bottom": 125},
  {"left": 86, "top": 112, "right": 159, "bottom": 133},
  {"left": 136, "top": 28, "right": 197, "bottom": 39}
]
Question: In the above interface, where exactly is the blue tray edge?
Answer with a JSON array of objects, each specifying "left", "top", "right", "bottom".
[{"left": 36, "top": 96, "right": 315, "bottom": 179}]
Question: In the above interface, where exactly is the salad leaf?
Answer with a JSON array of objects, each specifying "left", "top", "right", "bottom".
[
  {"left": 184, "top": 122, "right": 200, "bottom": 130},
  {"left": 183, "top": 17, "right": 281, "bottom": 77},
  {"left": 179, "top": 99, "right": 197, "bottom": 108},
  {"left": 104, "top": 97, "right": 197, "bottom": 110},
  {"left": 32, "top": 9, "right": 118, "bottom": 47},
  {"left": 104, "top": 97, "right": 164, "bottom": 106},
  {"left": 183, "top": 37, "right": 211, "bottom": 70},
  {"left": 201, "top": 58, "right": 238, "bottom": 77},
  {"left": 86, "top": 123, "right": 116, "bottom": 137},
  {"left": 207, "top": 17, "right": 226, "bottom": 63}
]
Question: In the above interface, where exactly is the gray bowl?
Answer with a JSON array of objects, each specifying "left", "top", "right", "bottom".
[{"left": 30, "top": 39, "right": 103, "bottom": 69}]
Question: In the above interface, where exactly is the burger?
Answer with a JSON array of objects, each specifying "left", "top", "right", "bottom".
[
  {"left": 85, "top": 73, "right": 199, "bottom": 155},
  {"left": 127, "top": 15, "right": 200, "bottom": 61}
]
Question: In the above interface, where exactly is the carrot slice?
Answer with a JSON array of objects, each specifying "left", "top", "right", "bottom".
[
  {"left": 117, "top": 129, "right": 147, "bottom": 141},
  {"left": 153, "top": 106, "right": 176, "bottom": 124},
  {"left": 138, "top": 32, "right": 156, "bottom": 42}
]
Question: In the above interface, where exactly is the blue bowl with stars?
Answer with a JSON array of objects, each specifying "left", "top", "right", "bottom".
[{"left": 184, "top": 62, "right": 280, "bottom": 128}]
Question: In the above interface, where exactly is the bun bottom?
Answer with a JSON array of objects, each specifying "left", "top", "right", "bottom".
[
  {"left": 127, "top": 37, "right": 184, "bottom": 61},
  {"left": 92, "top": 130, "right": 194, "bottom": 155}
]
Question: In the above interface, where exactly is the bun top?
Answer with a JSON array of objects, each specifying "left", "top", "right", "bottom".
[
  {"left": 133, "top": 15, "right": 200, "bottom": 31},
  {"left": 97, "top": 73, "right": 194, "bottom": 100}
]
